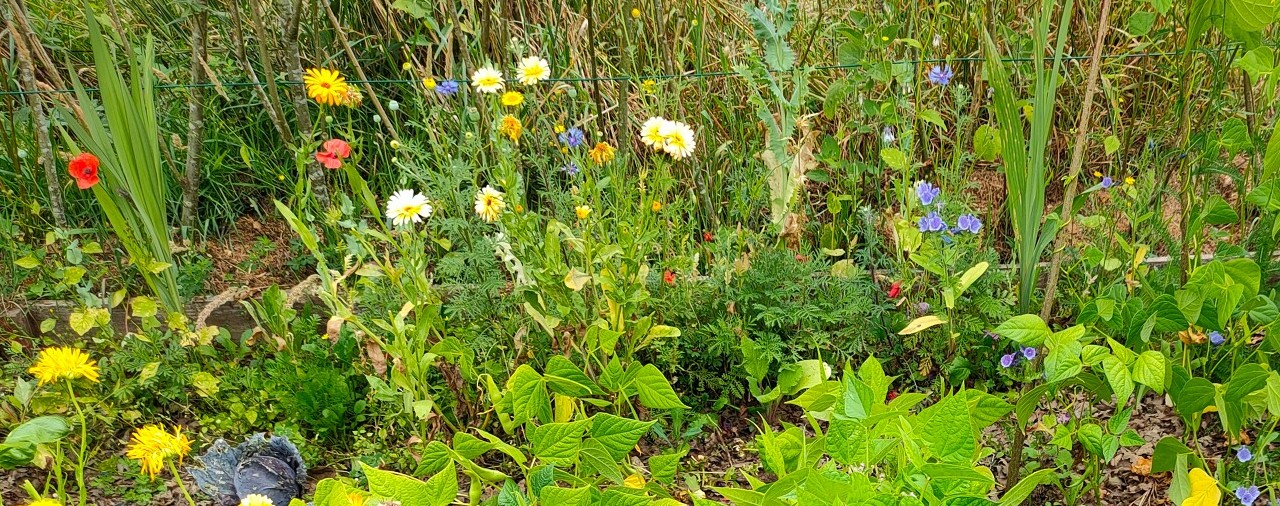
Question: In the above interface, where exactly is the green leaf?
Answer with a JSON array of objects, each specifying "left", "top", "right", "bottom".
[
  {"left": 966, "top": 390, "right": 1013, "bottom": 429},
  {"left": 920, "top": 393, "right": 976, "bottom": 463},
  {"left": 540, "top": 487, "right": 592, "bottom": 506},
  {"left": 578, "top": 438, "right": 625, "bottom": 484},
  {"left": 632, "top": 364, "right": 688, "bottom": 409},
  {"left": 649, "top": 449, "right": 686, "bottom": 484},
  {"left": 920, "top": 109, "right": 946, "bottom": 129},
  {"left": 1103, "top": 134, "right": 1121, "bottom": 155},
  {"left": 1131, "top": 351, "right": 1167, "bottom": 394},
  {"left": 1226, "top": 363, "right": 1269, "bottom": 402},
  {"left": 973, "top": 124, "right": 1001, "bottom": 161},
  {"left": 544, "top": 356, "right": 602, "bottom": 398},
  {"left": 880, "top": 148, "right": 909, "bottom": 171},
  {"left": 998, "top": 468, "right": 1057, "bottom": 506},
  {"left": 1101, "top": 355, "right": 1135, "bottom": 407},
  {"left": 994, "top": 314, "right": 1053, "bottom": 347},
  {"left": 529, "top": 420, "right": 588, "bottom": 464},
  {"left": 507, "top": 364, "right": 551, "bottom": 425},
  {"left": 589, "top": 413, "right": 654, "bottom": 461},
  {"left": 14, "top": 255, "right": 40, "bottom": 269},
  {"left": 1127, "top": 12, "right": 1157, "bottom": 37},
  {"left": 363, "top": 461, "right": 457, "bottom": 506},
  {"left": 1077, "top": 423, "right": 1105, "bottom": 457},
  {"left": 4, "top": 416, "right": 71, "bottom": 446},
  {"left": 1172, "top": 377, "right": 1216, "bottom": 421}
]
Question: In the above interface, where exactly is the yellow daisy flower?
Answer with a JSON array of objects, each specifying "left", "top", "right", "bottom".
[
  {"left": 516, "top": 56, "right": 551, "bottom": 86},
  {"left": 29, "top": 347, "right": 99, "bottom": 386},
  {"left": 1125, "top": 176, "right": 1135, "bottom": 185},
  {"left": 659, "top": 120, "right": 697, "bottom": 160},
  {"left": 475, "top": 186, "right": 507, "bottom": 223},
  {"left": 589, "top": 142, "right": 616, "bottom": 165},
  {"left": 651, "top": 200, "right": 662, "bottom": 212},
  {"left": 501, "top": 91, "right": 525, "bottom": 107},
  {"left": 498, "top": 115, "right": 523, "bottom": 142},
  {"left": 575, "top": 205, "right": 592, "bottom": 220},
  {"left": 303, "top": 68, "right": 349, "bottom": 106},
  {"left": 127, "top": 424, "right": 191, "bottom": 479}
]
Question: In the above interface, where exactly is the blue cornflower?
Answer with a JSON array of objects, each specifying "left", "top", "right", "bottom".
[
  {"left": 435, "top": 80, "right": 460, "bottom": 96},
  {"left": 561, "top": 162, "right": 580, "bottom": 176},
  {"left": 882, "top": 126, "right": 896, "bottom": 144},
  {"left": 1235, "top": 485, "right": 1260, "bottom": 505},
  {"left": 914, "top": 181, "right": 941, "bottom": 206},
  {"left": 1209, "top": 331, "right": 1224, "bottom": 346},
  {"left": 1000, "top": 354, "right": 1016, "bottom": 368},
  {"left": 558, "top": 127, "right": 587, "bottom": 148},
  {"left": 1101, "top": 176, "right": 1114, "bottom": 189},
  {"left": 1022, "top": 347, "right": 1037, "bottom": 360},
  {"left": 956, "top": 214, "right": 982, "bottom": 234},
  {"left": 917, "top": 212, "right": 947, "bottom": 233},
  {"left": 927, "top": 64, "right": 954, "bottom": 86},
  {"left": 1237, "top": 445, "right": 1253, "bottom": 463}
]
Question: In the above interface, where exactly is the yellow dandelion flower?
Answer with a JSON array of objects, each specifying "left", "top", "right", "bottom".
[
  {"left": 127, "top": 424, "right": 191, "bottom": 479},
  {"left": 501, "top": 91, "right": 525, "bottom": 107},
  {"left": 575, "top": 205, "right": 592, "bottom": 220},
  {"left": 26, "top": 498, "right": 61, "bottom": 506},
  {"left": 303, "top": 68, "right": 349, "bottom": 106},
  {"left": 239, "top": 494, "right": 275, "bottom": 506},
  {"left": 498, "top": 114, "right": 523, "bottom": 142},
  {"left": 651, "top": 200, "right": 662, "bottom": 212},
  {"left": 29, "top": 347, "right": 99, "bottom": 386},
  {"left": 422, "top": 77, "right": 437, "bottom": 90},
  {"left": 475, "top": 186, "right": 507, "bottom": 223},
  {"left": 516, "top": 56, "right": 551, "bottom": 86},
  {"left": 589, "top": 142, "right": 616, "bottom": 165},
  {"left": 1124, "top": 176, "right": 1135, "bottom": 185},
  {"left": 1093, "top": 170, "right": 1102, "bottom": 178},
  {"left": 554, "top": 124, "right": 566, "bottom": 134},
  {"left": 471, "top": 67, "right": 504, "bottom": 93},
  {"left": 631, "top": 8, "right": 641, "bottom": 18}
]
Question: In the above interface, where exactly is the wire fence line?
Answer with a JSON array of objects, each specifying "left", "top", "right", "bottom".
[{"left": 0, "top": 46, "right": 1237, "bottom": 98}]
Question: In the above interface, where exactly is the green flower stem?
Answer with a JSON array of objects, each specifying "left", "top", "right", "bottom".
[
  {"left": 168, "top": 460, "right": 198, "bottom": 506},
  {"left": 65, "top": 382, "right": 88, "bottom": 506}
]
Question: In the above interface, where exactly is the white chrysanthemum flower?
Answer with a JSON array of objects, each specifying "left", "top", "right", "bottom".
[
  {"left": 659, "top": 120, "right": 696, "bottom": 160},
  {"left": 639, "top": 117, "right": 668, "bottom": 149},
  {"left": 385, "top": 189, "right": 432, "bottom": 226},
  {"left": 470, "top": 67, "right": 504, "bottom": 93},
  {"left": 239, "top": 495, "right": 274, "bottom": 506},
  {"left": 516, "top": 56, "right": 551, "bottom": 85},
  {"left": 475, "top": 186, "right": 506, "bottom": 223}
]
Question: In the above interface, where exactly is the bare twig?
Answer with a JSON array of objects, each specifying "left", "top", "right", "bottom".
[
  {"left": 281, "top": 0, "right": 331, "bottom": 207},
  {"left": 226, "top": 0, "right": 294, "bottom": 141},
  {"left": 180, "top": 0, "right": 209, "bottom": 231},
  {"left": 1040, "top": 0, "right": 1113, "bottom": 321},
  {"left": 7, "top": 7, "right": 65, "bottom": 228},
  {"left": 322, "top": 0, "right": 401, "bottom": 142}
]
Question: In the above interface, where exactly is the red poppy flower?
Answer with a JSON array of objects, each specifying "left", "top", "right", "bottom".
[
  {"left": 68, "top": 153, "right": 100, "bottom": 190},
  {"left": 315, "top": 138, "right": 352, "bottom": 169},
  {"left": 702, "top": 231, "right": 713, "bottom": 242},
  {"left": 663, "top": 270, "right": 676, "bottom": 286},
  {"left": 887, "top": 281, "right": 902, "bottom": 299},
  {"left": 887, "top": 390, "right": 899, "bottom": 401}
]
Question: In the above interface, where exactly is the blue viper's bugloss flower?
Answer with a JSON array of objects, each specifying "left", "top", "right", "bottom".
[
  {"left": 561, "top": 162, "right": 580, "bottom": 176},
  {"left": 1235, "top": 485, "right": 1260, "bottom": 505},
  {"left": 1022, "top": 347, "right": 1037, "bottom": 360},
  {"left": 436, "top": 80, "right": 461, "bottom": 96},
  {"left": 956, "top": 214, "right": 982, "bottom": 234},
  {"left": 882, "top": 126, "right": 896, "bottom": 144},
  {"left": 918, "top": 212, "right": 947, "bottom": 233},
  {"left": 559, "top": 127, "right": 587, "bottom": 148},
  {"left": 1209, "top": 331, "right": 1224, "bottom": 345},
  {"left": 1237, "top": 445, "right": 1253, "bottom": 462},
  {"left": 927, "top": 64, "right": 954, "bottom": 86},
  {"left": 915, "top": 181, "right": 941, "bottom": 206},
  {"left": 1000, "top": 354, "right": 1016, "bottom": 368}
]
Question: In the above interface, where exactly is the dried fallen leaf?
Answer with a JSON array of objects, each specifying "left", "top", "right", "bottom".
[{"left": 1131, "top": 457, "right": 1152, "bottom": 476}]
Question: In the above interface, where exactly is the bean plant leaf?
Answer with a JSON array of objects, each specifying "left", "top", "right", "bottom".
[
  {"left": 363, "top": 461, "right": 457, "bottom": 506},
  {"left": 589, "top": 414, "right": 654, "bottom": 461},
  {"left": 632, "top": 365, "right": 688, "bottom": 409},
  {"left": 920, "top": 393, "right": 976, "bottom": 463},
  {"left": 994, "top": 314, "right": 1052, "bottom": 347},
  {"left": 1131, "top": 351, "right": 1167, "bottom": 394},
  {"left": 544, "top": 356, "right": 602, "bottom": 398}
]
